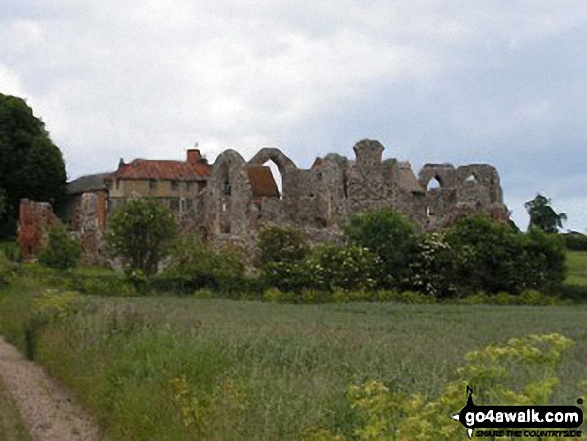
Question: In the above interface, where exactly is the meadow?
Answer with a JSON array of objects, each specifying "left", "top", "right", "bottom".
[
  {"left": 566, "top": 251, "right": 587, "bottom": 287},
  {"left": 0, "top": 263, "right": 586, "bottom": 440}
]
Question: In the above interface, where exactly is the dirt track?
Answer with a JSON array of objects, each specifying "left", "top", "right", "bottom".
[{"left": 0, "top": 336, "right": 104, "bottom": 441}]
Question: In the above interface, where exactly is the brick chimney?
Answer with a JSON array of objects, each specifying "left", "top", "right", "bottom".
[{"left": 187, "top": 149, "right": 202, "bottom": 165}]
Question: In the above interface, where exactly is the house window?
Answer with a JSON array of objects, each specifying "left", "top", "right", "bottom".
[
  {"left": 149, "top": 180, "right": 157, "bottom": 191},
  {"left": 170, "top": 199, "right": 180, "bottom": 211},
  {"left": 115, "top": 179, "right": 120, "bottom": 190},
  {"left": 198, "top": 181, "right": 206, "bottom": 193},
  {"left": 171, "top": 181, "right": 179, "bottom": 191},
  {"left": 180, "top": 199, "right": 193, "bottom": 212}
]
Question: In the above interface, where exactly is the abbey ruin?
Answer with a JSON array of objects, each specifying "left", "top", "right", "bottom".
[{"left": 18, "top": 139, "right": 508, "bottom": 262}]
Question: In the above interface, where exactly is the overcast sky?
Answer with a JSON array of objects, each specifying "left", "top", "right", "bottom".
[{"left": 1, "top": 0, "right": 586, "bottom": 231}]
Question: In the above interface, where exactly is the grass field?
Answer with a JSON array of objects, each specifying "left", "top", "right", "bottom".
[
  {"left": 0, "top": 249, "right": 586, "bottom": 439},
  {"left": 1, "top": 272, "right": 586, "bottom": 440},
  {"left": 566, "top": 251, "right": 587, "bottom": 286}
]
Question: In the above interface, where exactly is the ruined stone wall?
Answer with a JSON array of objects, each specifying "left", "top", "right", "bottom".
[
  {"left": 17, "top": 199, "right": 58, "bottom": 261},
  {"left": 23, "top": 138, "right": 506, "bottom": 265},
  {"left": 200, "top": 139, "right": 508, "bottom": 252}
]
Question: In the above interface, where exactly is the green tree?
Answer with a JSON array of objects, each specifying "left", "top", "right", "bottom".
[
  {"left": 0, "top": 188, "right": 6, "bottom": 218},
  {"left": 344, "top": 208, "right": 419, "bottom": 289},
  {"left": 105, "top": 198, "right": 177, "bottom": 275},
  {"left": 524, "top": 194, "right": 567, "bottom": 233},
  {"left": 0, "top": 93, "right": 66, "bottom": 237}
]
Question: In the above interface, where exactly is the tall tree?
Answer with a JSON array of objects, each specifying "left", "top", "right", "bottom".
[
  {"left": 0, "top": 93, "right": 66, "bottom": 237},
  {"left": 524, "top": 194, "right": 567, "bottom": 233}
]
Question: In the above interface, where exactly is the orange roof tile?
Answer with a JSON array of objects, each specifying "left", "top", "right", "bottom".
[
  {"left": 245, "top": 165, "right": 280, "bottom": 198},
  {"left": 114, "top": 159, "right": 210, "bottom": 181}
]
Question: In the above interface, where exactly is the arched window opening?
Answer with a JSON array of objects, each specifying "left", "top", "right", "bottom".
[
  {"left": 265, "top": 160, "right": 283, "bottom": 199},
  {"left": 464, "top": 174, "right": 478, "bottom": 186},
  {"left": 427, "top": 177, "right": 441, "bottom": 191}
]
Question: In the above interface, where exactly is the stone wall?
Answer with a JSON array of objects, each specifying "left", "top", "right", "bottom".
[
  {"left": 201, "top": 139, "right": 508, "bottom": 254},
  {"left": 17, "top": 199, "right": 58, "bottom": 261},
  {"left": 18, "top": 139, "right": 508, "bottom": 264}
]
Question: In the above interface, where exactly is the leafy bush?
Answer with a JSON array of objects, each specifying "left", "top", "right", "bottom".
[
  {"left": 443, "top": 215, "right": 566, "bottom": 296},
  {"left": 38, "top": 223, "right": 81, "bottom": 269},
  {"left": 262, "top": 260, "right": 314, "bottom": 293},
  {"left": 256, "top": 226, "right": 309, "bottom": 266},
  {"left": 105, "top": 198, "right": 177, "bottom": 275},
  {"left": 517, "top": 227, "right": 567, "bottom": 293},
  {"left": 443, "top": 215, "right": 522, "bottom": 295},
  {"left": 165, "top": 234, "right": 246, "bottom": 294},
  {"left": 0, "top": 240, "right": 21, "bottom": 262},
  {"left": 344, "top": 208, "right": 419, "bottom": 289},
  {"left": 307, "top": 243, "right": 381, "bottom": 292},
  {"left": 0, "top": 251, "right": 15, "bottom": 286},
  {"left": 407, "top": 232, "right": 459, "bottom": 298}
]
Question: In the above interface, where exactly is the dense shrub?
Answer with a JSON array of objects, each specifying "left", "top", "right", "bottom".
[
  {"left": 441, "top": 215, "right": 565, "bottom": 296},
  {"left": 38, "top": 223, "right": 81, "bottom": 269},
  {"left": 256, "top": 226, "right": 309, "bottom": 266},
  {"left": 105, "top": 198, "right": 177, "bottom": 275},
  {"left": 0, "top": 251, "right": 15, "bottom": 286},
  {"left": 307, "top": 243, "right": 381, "bottom": 291},
  {"left": 344, "top": 208, "right": 419, "bottom": 288},
  {"left": 517, "top": 227, "right": 566, "bottom": 293},
  {"left": 443, "top": 215, "right": 522, "bottom": 294},
  {"left": 262, "top": 260, "right": 314, "bottom": 293},
  {"left": 164, "top": 234, "right": 246, "bottom": 294},
  {"left": 407, "top": 232, "right": 459, "bottom": 297}
]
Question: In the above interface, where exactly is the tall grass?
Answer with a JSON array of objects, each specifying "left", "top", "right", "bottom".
[{"left": 1, "top": 274, "right": 586, "bottom": 440}]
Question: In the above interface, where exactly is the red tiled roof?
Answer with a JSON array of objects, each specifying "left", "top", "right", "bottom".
[
  {"left": 245, "top": 165, "right": 280, "bottom": 198},
  {"left": 113, "top": 159, "right": 210, "bottom": 181}
]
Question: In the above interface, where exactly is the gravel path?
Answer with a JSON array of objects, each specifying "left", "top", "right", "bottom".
[{"left": 0, "top": 336, "right": 104, "bottom": 441}]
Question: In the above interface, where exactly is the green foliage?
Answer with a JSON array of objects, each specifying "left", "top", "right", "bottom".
[
  {"left": 443, "top": 215, "right": 566, "bottom": 295},
  {"left": 525, "top": 194, "right": 567, "bottom": 233},
  {"left": 38, "top": 223, "right": 81, "bottom": 269},
  {"left": 0, "top": 188, "right": 6, "bottom": 218},
  {"left": 165, "top": 234, "right": 245, "bottom": 294},
  {"left": 407, "top": 232, "right": 459, "bottom": 297},
  {"left": 0, "top": 94, "right": 66, "bottom": 237},
  {"left": 314, "top": 334, "right": 578, "bottom": 440},
  {"left": 1, "top": 269, "right": 586, "bottom": 441},
  {"left": 307, "top": 243, "right": 381, "bottom": 291},
  {"left": 262, "top": 260, "right": 314, "bottom": 293},
  {"left": 459, "top": 290, "right": 564, "bottom": 306},
  {"left": 105, "top": 198, "right": 177, "bottom": 275},
  {"left": 0, "top": 251, "right": 15, "bottom": 287},
  {"left": 344, "top": 208, "right": 419, "bottom": 288},
  {"left": 517, "top": 227, "right": 567, "bottom": 292},
  {"left": 444, "top": 215, "right": 521, "bottom": 294},
  {"left": 257, "top": 226, "right": 309, "bottom": 266}
]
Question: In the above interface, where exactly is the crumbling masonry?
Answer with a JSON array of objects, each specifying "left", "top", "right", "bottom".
[{"left": 18, "top": 139, "right": 508, "bottom": 262}]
